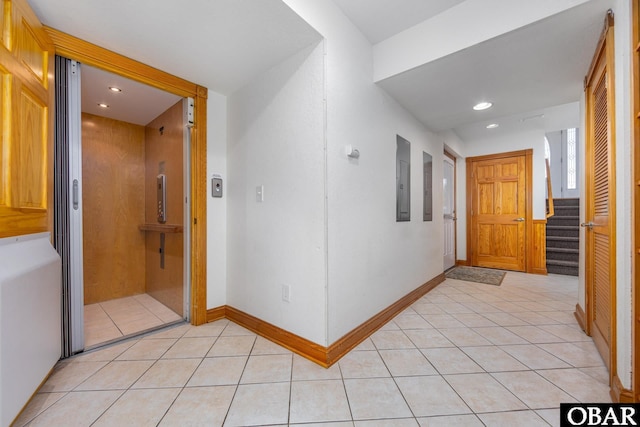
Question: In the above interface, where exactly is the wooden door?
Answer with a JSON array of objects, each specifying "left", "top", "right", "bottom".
[
  {"left": 443, "top": 154, "right": 456, "bottom": 270},
  {"left": 0, "top": 0, "right": 54, "bottom": 237},
  {"left": 469, "top": 153, "right": 527, "bottom": 271},
  {"left": 584, "top": 12, "right": 615, "bottom": 372}
]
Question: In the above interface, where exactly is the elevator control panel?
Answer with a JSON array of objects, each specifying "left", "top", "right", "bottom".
[
  {"left": 157, "top": 174, "right": 167, "bottom": 223},
  {"left": 211, "top": 174, "right": 223, "bottom": 198}
]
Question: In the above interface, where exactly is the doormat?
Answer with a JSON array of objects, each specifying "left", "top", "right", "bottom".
[{"left": 445, "top": 266, "right": 506, "bottom": 286}]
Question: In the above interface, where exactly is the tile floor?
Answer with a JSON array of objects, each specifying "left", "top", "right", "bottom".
[
  {"left": 16, "top": 272, "right": 611, "bottom": 426},
  {"left": 85, "top": 294, "right": 183, "bottom": 348}
]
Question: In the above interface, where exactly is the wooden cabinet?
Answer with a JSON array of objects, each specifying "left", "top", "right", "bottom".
[{"left": 0, "top": 0, "right": 54, "bottom": 237}]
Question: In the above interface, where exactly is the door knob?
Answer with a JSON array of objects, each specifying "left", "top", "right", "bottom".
[
  {"left": 581, "top": 221, "right": 595, "bottom": 230},
  {"left": 514, "top": 217, "right": 525, "bottom": 222}
]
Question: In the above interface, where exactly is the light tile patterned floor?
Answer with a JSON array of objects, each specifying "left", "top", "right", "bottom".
[
  {"left": 84, "top": 294, "right": 183, "bottom": 348},
  {"left": 16, "top": 272, "right": 611, "bottom": 426}
]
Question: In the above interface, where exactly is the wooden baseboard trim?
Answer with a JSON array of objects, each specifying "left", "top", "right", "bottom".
[
  {"left": 204, "top": 273, "right": 446, "bottom": 367},
  {"left": 455, "top": 260, "right": 470, "bottom": 266},
  {"left": 611, "top": 374, "right": 635, "bottom": 403},
  {"left": 530, "top": 267, "right": 548, "bottom": 276},
  {"left": 206, "top": 306, "right": 226, "bottom": 323},
  {"left": 574, "top": 303, "right": 586, "bottom": 331},
  {"left": 326, "top": 273, "right": 446, "bottom": 365},
  {"left": 225, "top": 306, "right": 329, "bottom": 367}
]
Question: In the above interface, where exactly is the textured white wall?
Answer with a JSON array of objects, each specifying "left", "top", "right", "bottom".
[
  {"left": 284, "top": 0, "right": 445, "bottom": 344},
  {"left": 545, "top": 130, "right": 563, "bottom": 197},
  {"left": 227, "top": 42, "right": 327, "bottom": 344},
  {"left": 578, "top": 92, "right": 586, "bottom": 313},
  {"left": 612, "top": 0, "right": 633, "bottom": 388},
  {"left": 207, "top": 92, "right": 228, "bottom": 309}
]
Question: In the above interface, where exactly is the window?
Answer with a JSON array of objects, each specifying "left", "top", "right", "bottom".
[
  {"left": 567, "top": 128, "right": 577, "bottom": 189},
  {"left": 544, "top": 137, "right": 550, "bottom": 178}
]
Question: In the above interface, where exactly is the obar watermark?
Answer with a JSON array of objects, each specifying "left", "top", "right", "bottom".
[{"left": 561, "top": 404, "right": 640, "bottom": 426}]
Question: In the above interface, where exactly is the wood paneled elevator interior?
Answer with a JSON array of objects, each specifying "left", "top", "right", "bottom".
[{"left": 81, "top": 98, "right": 186, "bottom": 347}]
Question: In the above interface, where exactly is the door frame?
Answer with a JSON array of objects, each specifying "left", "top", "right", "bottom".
[
  {"left": 443, "top": 150, "right": 457, "bottom": 268},
  {"left": 44, "top": 28, "right": 209, "bottom": 326},
  {"left": 466, "top": 149, "right": 533, "bottom": 272}
]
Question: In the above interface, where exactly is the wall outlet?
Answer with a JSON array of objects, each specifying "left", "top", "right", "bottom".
[{"left": 282, "top": 284, "right": 290, "bottom": 302}]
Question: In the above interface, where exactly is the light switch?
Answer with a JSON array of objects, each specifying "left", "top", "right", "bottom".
[{"left": 256, "top": 185, "right": 264, "bottom": 202}]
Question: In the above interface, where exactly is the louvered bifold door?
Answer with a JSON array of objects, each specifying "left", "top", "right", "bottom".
[
  {"left": 584, "top": 12, "right": 615, "bottom": 372},
  {"left": 592, "top": 70, "right": 612, "bottom": 367}
]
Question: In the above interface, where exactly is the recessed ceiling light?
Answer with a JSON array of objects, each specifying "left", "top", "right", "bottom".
[
  {"left": 108, "top": 86, "right": 122, "bottom": 92},
  {"left": 473, "top": 102, "right": 493, "bottom": 111},
  {"left": 486, "top": 123, "right": 499, "bottom": 129},
  {"left": 98, "top": 103, "right": 109, "bottom": 108}
]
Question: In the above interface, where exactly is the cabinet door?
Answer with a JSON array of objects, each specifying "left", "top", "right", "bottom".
[{"left": 0, "top": 0, "right": 54, "bottom": 237}]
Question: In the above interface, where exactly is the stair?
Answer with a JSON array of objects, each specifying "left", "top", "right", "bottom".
[{"left": 546, "top": 198, "right": 579, "bottom": 276}]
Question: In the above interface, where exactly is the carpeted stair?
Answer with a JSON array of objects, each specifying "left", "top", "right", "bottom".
[{"left": 546, "top": 198, "right": 579, "bottom": 276}]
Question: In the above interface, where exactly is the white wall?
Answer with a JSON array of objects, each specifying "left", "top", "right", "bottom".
[
  {"left": 206, "top": 91, "right": 228, "bottom": 309},
  {"left": 578, "top": 92, "right": 587, "bottom": 312},
  {"left": 227, "top": 41, "right": 327, "bottom": 345},
  {"left": 546, "top": 130, "right": 563, "bottom": 198},
  {"left": 283, "top": 0, "right": 445, "bottom": 343},
  {"left": 612, "top": 0, "right": 633, "bottom": 389}
]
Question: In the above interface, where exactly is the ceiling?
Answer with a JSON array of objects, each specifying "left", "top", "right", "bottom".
[
  {"left": 29, "top": 0, "right": 322, "bottom": 96},
  {"left": 30, "top": 0, "right": 613, "bottom": 140},
  {"left": 333, "top": 0, "right": 612, "bottom": 140},
  {"left": 30, "top": 0, "right": 321, "bottom": 126},
  {"left": 331, "top": 0, "right": 466, "bottom": 44},
  {"left": 81, "top": 65, "right": 181, "bottom": 126}
]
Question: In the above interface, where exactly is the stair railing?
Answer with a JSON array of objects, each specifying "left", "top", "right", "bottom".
[{"left": 546, "top": 158, "right": 554, "bottom": 217}]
